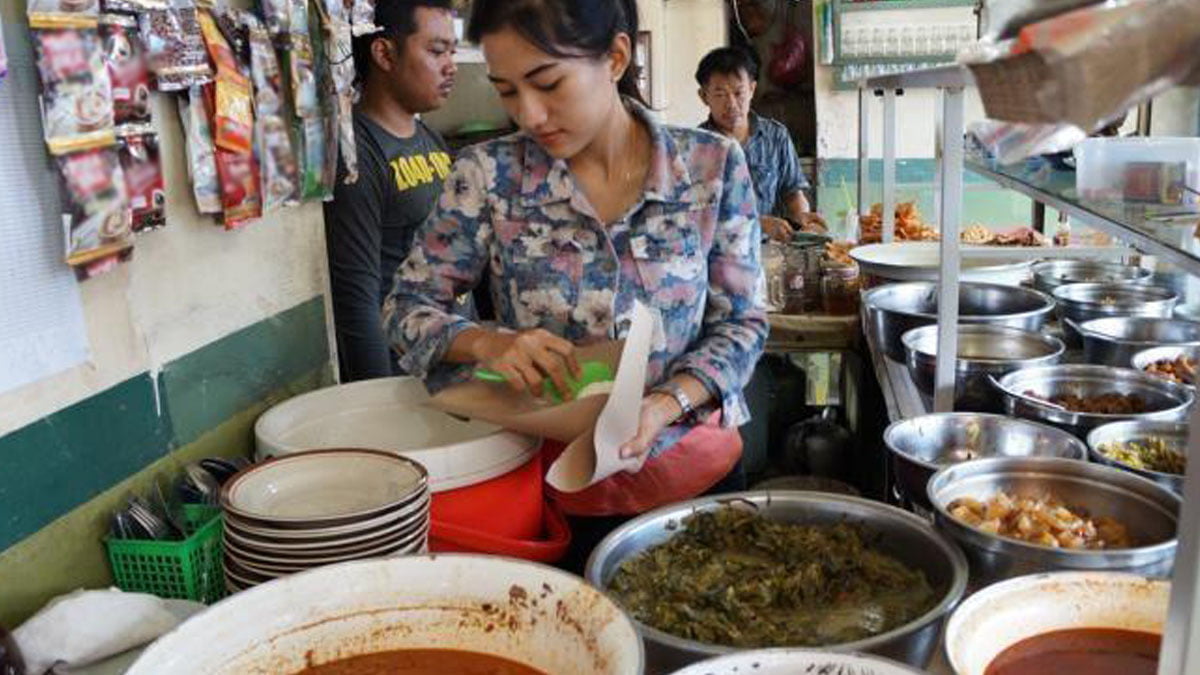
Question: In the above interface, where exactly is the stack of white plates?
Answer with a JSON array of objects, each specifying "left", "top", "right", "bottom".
[{"left": 220, "top": 449, "right": 430, "bottom": 592}]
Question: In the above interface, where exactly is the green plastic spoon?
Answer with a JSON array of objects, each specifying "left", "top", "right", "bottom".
[{"left": 474, "top": 360, "right": 614, "bottom": 403}]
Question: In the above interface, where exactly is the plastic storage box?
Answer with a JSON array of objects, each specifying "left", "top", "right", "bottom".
[{"left": 1074, "top": 137, "right": 1200, "bottom": 206}]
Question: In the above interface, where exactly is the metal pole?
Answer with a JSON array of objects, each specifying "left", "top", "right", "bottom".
[
  {"left": 1159, "top": 401, "right": 1200, "bottom": 675},
  {"left": 882, "top": 88, "right": 898, "bottom": 243},
  {"left": 933, "top": 87, "right": 965, "bottom": 413},
  {"left": 858, "top": 86, "right": 872, "bottom": 218}
]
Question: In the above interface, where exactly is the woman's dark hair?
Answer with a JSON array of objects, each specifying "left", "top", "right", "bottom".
[
  {"left": 695, "top": 47, "right": 759, "bottom": 87},
  {"left": 467, "top": 0, "right": 647, "bottom": 106},
  {"left": 352, "top": 0, "right": 454, "bottom": 86}
]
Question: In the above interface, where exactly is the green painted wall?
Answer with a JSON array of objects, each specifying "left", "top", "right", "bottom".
[
  {"left": 813, "top": 158, "right": 1058, "bottom": 231},
  {"left": 0, "top": 297, "right": 332, "bottom": 626}
]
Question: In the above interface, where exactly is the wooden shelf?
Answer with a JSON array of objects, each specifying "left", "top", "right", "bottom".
[{"left": 767, "top": 312, "right": 861, "bottom": 352}]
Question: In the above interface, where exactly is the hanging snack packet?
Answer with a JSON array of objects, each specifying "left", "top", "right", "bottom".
[
  {"left": 118, "top": 132, "right": 165, "bottom": 231},
  {"left": 0, "top": 16, "right": 9, "bottom": 84},
  {"left": 34, "top": 28, "right": 116, "bottom": 154},
  {"left": 177, "top": 85, "right": 221, "bottom": 214},
  {"left": 258, "top": 0, "right": 289, "bottom": 41},
  {"left": 57, "top": 146, "right": 133, "bottom": 266},
  {"left": 198, "top": 9, "right": 253, "bottom": 154},
  {"left": 350, "top": 0, "right": 376, "bottom": 36},
  {"left": 287, "top": 0, "right": 318, "bottom": 118},
  {"left": 215, "top": 149, "right": 262, "bottom": 228},
  {"left": 316, "top": 1, "right": 357, "bottom": 183},
  {"left": 140, "top": 0, "right": 211, "bottom": 91},
  {"left": 299, "top": 114, "right": 327, "bottom": 200},
  {"left": 28, "top": 0, "right": 100, "bottom": 29},
  {"left": 100, "top": 13, "right": 152, "bottom": 133},
  {"left": 245, "top": 14, "right": 298, "bottom": 210}
]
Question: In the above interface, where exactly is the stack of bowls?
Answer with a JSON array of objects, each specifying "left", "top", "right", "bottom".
[
  {"left": 864, "top": 282, "right": 1056, "bottom": 361},
  {"left": 1051, "top": 283, "right": 1176, "bottom": 346},
  {"left": 1074, "top": 316, "right": 1200, "bottom": 366},
  {"left": 1030, "top": 260, "right": 1150, "bottom": 295},
  {"left": 220, "top": 449, "right": 430, "bottom": 592}
]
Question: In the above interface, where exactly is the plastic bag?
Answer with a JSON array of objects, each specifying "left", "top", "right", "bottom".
[
  {"left": 118, "top": 131, "right": 166, "bottom": 231},
  {"left": 198, "top": 9, "right": 253, "bottom": 154},
  {"left": 56, "top": 146, "right": 133, "bottom": 266},
  {"left": 13, "top": 589, "right": 179, "bottom": 675},
  {"left": 101, "top": 13, "right": 152, "bottom": 134},
  {"left": 968, "top": 119, "right": 1087, "bottom": 165},
  {"left": 33, "top": 28, "right": 115, "bottom": 154},
  {"left": 140, "top": 0, "right": 211, "bottom": 91},
  {"left": 979, "top": 0, "right": 1106, "bottom": 42},
  {"left": 178, "top": 85, "right": 221, "bottom": 214}
]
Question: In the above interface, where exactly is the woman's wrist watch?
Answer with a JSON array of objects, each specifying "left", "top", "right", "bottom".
[{"left": 650, "top": 380, "right": 695, "bottom": 423}]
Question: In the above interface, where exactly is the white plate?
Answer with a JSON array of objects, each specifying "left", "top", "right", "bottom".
[
  {"left": 224, "top": 505, "right": 428, "bottom": 551},
  {"left": 254, "top": 377, "right": 541, "bottom": 493},
  {"left": 227, "top": 526, "right": 430, "bottom": 574},
  {"left": 851, "top": 242, "right": 1033, "bottom": 286},
  {"left": 224, "top": 488, "right": 430, "bottom": 539},
  {"left": 225, "top": 518, "right": 429, "bottom": 563},
  {"left": 222, "top": 449, "right": 427, "bottom": 524}
]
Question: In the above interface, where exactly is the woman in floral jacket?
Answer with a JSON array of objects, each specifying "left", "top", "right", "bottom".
[{"left": 383, "top": 0, "right": 767, "bottom": 567}]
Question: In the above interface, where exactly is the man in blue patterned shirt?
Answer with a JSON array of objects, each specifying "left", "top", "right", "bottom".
[{"left": 697, "top": 47, "right": 825, "bottom": 241}]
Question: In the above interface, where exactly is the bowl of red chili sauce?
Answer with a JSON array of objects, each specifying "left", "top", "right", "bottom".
[{"left": 944, "top": 571, "right": 1167, "bottom": 675}]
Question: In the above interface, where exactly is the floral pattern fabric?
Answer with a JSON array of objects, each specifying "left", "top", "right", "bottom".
[{"left": 383, "top": 102, "right": 767, "bottom": 458}]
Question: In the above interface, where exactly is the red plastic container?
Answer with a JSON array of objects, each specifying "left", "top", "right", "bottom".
[{"left": 429, "top": 452, "right": 572, "bottom": 563}]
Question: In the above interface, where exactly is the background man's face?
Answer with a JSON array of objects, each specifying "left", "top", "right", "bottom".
[
  {"left": 388, "top": 7, "right": 458, "bottom": 113},
  {"left": 700, "top": 69, "right": 756, "bottom": 132}
]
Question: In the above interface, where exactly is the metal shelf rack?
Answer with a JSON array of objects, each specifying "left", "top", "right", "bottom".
[{"left": 855, "top": 64, "right": 1200, "bottom": 675}]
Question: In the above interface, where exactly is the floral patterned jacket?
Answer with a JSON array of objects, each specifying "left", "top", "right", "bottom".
[{"left": 382, "top": 102, "right": 767, "bottom": 457}]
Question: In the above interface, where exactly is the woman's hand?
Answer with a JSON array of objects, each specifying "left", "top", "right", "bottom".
[
  {"left": 470, "top": 328, "right": 581, "bottom": 397},
  {"left": 618, "top": 392, "right": 683, "bottom": 469}
]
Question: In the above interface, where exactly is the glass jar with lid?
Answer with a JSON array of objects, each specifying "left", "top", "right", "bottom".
[
  {"left": 821, "top": 260, "right": 861, "bottom": 315},
  {"left": 762, "top": 239, "right": 787, "bottom": 312}
]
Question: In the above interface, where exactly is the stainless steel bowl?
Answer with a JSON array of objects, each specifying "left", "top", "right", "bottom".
[
  {"left": 1131, "top": 345, "right": 1200, "bottom": 388},
  {"left": 1051, "top": 283, "right": 1177, "bottom": 346},
  {"left": 1087, "top": 420, "right": 1189, "bottom": 494},
  {"left": 884, "top": 413, "right": 1087, "bottom": 511},
  {"left": 1076, "top": 316, "right": 1200, "bottom": 366},
  {"left": 992, "top": 364, "right": 1194, "bottom": 437},
  {"left": 585, "top": 491, "right": 969, "bottom": 673},
  {"left": 901, "top": 324, "right": 1064, "bottom": 412},
  {"left": 927, "top": 457, "right": 1179, "bottom": 588},
  {"left": 865, "top": 282, "right": 1056, "bottom": 361},
  {"left": 1031, "top": 260, "right": 1151, "bottom": 295}
]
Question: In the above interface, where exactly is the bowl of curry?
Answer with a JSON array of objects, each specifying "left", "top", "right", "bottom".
[
  {"left": 124, "top": 554, "right": 644, "bottom": 675},
  {"left": 944, "top": 571, "right": 1169, "bottom": 675}
]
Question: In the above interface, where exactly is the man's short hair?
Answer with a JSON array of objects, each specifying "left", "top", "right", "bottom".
[
  {"left": 352, "top": 0, "right": 454, "bottom": 85},
  {"left": 695, "top": 47, "right": 759, "bottom": 87}
]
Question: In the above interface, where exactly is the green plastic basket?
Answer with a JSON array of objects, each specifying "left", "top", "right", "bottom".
[{"left": 106, "top": 504, "right": 225, "bottom": 604}]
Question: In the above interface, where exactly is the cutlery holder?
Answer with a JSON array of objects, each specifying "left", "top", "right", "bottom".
[{"left": 106, "top": 505, "right": 225, "bottom": 603}]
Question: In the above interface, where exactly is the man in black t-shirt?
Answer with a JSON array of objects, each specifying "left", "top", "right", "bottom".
[{"left": 324, "top": 0, "right": 457, "bottom": 381}]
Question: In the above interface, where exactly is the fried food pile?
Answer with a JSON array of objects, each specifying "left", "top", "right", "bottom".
[{"left": 949, "top": 491, "right": 1132, "bottom": 550}]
